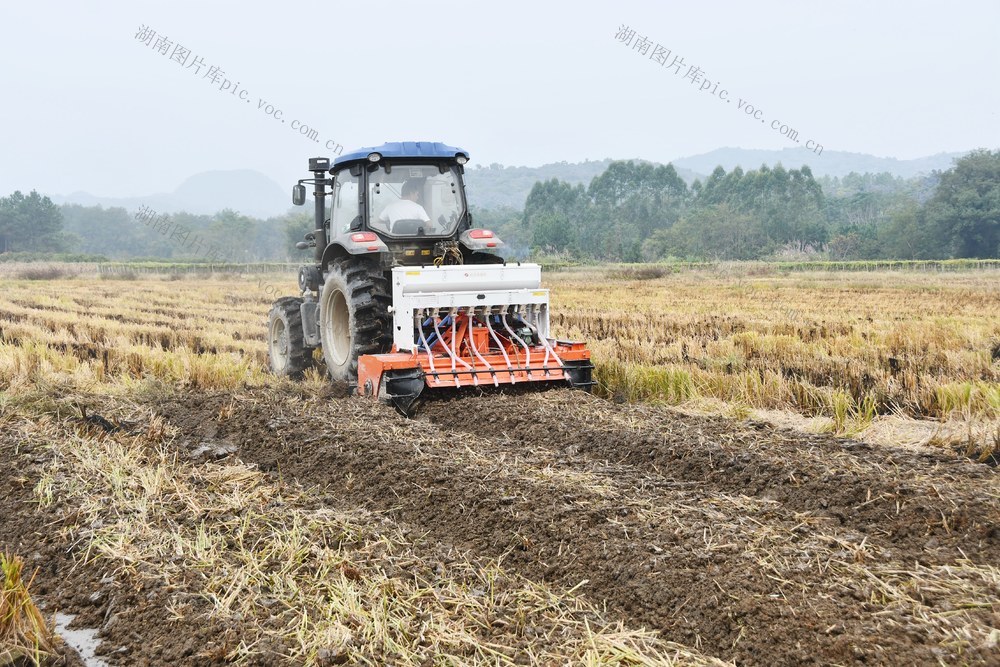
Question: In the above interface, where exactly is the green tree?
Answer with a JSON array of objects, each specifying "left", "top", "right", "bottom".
[
  {"left": 924, "top": 149, "right": 1000, "bottom": 258},
  {"left": 820, "top": 171, "right": 936, "bottom": 259},
  {"left": 531, "top": 212, "right": 575, "bottom": 252},
  {"left": 523, "top": 179, "right": 586, "bottom": 254},
  {"left": 682, "top": 163, "right": 826, "bottom": 257},
  {"left": 0, "top": 190, "right": 70, "bottom": 253},
  {"left": 282, "top": 210, "right": 316, "bottom": 258},
  {"left": 658, "top": 204, "right": 766, "bottom": 260},
  {"left": 586, "top": 161, "right": 689, "bottom": 260},
  {"left": 61, "top": 204, "right": 134, "bottom": 257},
  {"left": 879, "top": 203, "right": 942, "bottom": 259},
  {"left": 203, "top": 209, "right": 257, "bottom": 261}
]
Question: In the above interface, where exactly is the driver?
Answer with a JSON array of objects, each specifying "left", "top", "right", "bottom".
[{"left": 378, "top": 179, "right": 431, "bottom": 227}]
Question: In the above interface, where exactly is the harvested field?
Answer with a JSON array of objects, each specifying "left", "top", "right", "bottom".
[
  {"left": 551, "top": 266, "right": 1000, "bottom": 456},
  {"left": 1, "top": 267, "right": 998, "bottom": 665},
  {"left": 1, "top": 266, "right": 996, "bottom": 452}
]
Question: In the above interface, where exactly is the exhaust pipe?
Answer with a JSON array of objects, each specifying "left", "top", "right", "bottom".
[{"left": 308, "top": 157, "right": 329, "bottom": 263}]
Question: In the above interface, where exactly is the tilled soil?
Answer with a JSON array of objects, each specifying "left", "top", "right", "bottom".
[
  {"left": 0, "top": 431, "right": 241, "bottom": 666},
  {"left": 152, "top": 388, "right": 1000, "bottom": 666}
]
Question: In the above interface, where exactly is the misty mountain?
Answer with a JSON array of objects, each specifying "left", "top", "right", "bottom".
[
  {"left": 464, "top": 159, "right": 703, "bottom": 209},
  {"left": 464, "top": 160, "right": 613, "bottom": 209},
  {"left": 671, "top": 147, "right": 967, "bottom": 179},
  {"left": 462, "top": 149, "right": 969, "bottom": 210},
  {"left": 49, "top": 170, "right": 290, "bottom": 219},
  {"left": 39, "top": 149, "right": 973, "bottom": 218}
]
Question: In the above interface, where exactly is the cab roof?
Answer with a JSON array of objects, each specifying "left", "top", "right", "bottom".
[{"left": 333, "top": 141, "right": 469, "bottom": 167}]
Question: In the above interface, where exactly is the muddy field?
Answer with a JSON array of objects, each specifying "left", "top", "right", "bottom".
[
  {"left": 1, "top": 270, "right": 997, "bottom": 664},
  {"left": 3, "top": 384, "right": 998, "bottom": 665}
]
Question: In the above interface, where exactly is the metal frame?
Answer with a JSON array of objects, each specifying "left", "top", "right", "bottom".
[{"left": 390, "top": 264, "right": 548, "bottom": 351}]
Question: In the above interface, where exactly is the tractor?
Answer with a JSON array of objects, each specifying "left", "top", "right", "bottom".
[{"left": 268, "top": 141, "right": 593, "bottom": 414}]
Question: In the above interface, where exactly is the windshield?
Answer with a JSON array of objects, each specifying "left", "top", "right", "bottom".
[{"left": 368, "top": 164, "right": 465, "bottom": 237}]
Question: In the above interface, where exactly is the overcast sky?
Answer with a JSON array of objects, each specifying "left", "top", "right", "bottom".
[{"left": 2, "top": 0, "right": 998, "bottom": 198}]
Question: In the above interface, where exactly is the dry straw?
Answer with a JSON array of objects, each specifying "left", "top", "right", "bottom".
[
  {"left": 0, "top": 552, "right": 55, "bottom": 666},
  {"left": 1, "top": 269, "right": 996, "bottom": 455},
  {"left": 27, "top": 409, "right": 730, "bottom": 666}
]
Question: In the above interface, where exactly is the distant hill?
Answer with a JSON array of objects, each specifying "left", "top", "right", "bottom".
[
  {"left": 671, "top": 147, "right": 967, "bottom": 179},
  {"left": 49, "top": 163, "right": 635, "bottom": 216},
  {"left": 463, "top": 149, "right": 969, "bottom": 210},
  {"left": 41, "top": 149, "right": 975, "bottom": 218},
  {"left": 49, "top": 170, "right": 289, "bottom": 218},
  {"left": 464, "top": 160, "right": 613, "bottom": 209},
  {"left": 464, "top": 159, "right": 703, "bottom": 209}
]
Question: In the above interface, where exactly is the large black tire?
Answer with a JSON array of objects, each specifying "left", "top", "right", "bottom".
[
  {"left": 319, "top": 257, "right": 392, "bottom": 386},
  {"left": 267, "top": 297, "right": 313, "bottom": 379}
]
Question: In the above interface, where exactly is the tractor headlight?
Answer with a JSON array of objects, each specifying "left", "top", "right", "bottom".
[
  {"left": 455, "top": 154, "right": 468, "bottom": 165},
  {"left": 367, "top": 152, "right": 382, "bottom": 162}
]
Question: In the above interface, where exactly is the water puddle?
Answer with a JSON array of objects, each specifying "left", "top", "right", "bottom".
[{"left": 54, "top": 613, "right": 110, "bottom": 667}]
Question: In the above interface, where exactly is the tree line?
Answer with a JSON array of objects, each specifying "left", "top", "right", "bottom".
[
  {"left": 2, "top": 149, "right": 997, "bottom": 262},
  {"left": 0, "top": 195, "right": 313, "bottom": 262},
  {"left": 505, "top": 149, "right": 999, "bottom": 261}
]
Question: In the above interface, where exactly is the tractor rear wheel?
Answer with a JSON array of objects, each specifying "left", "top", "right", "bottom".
[
  {"left": 319, "top": 257, "right": 392, "bottom": 386},
  {"left": 267, "top": 297, "right": 313, "bottom": 379}
]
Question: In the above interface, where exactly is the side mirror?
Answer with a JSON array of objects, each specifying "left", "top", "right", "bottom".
[
  {"left": 295, "top": 232, "right": 316, "bottom": 250},
  {"left": 292, "top": 184, "right": 306, "bottom": 206}
]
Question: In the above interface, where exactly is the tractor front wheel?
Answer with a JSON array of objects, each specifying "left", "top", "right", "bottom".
[
  {"left": 267, "top": 297, "right": 313, "bottom": 379},
  {"left": 319, "top": 258, "right": 391, "bottom": 386}
]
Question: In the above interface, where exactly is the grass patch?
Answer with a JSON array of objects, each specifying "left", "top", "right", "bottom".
[
  {"left": 596, "top": 362, "right": 697, "bottom": 404},
  {"left": 14, "top": 266, "right": 78, "bottom": 281},
  {"left": 608, "top": 265, "right": 672, "bottom": 281},
  {"left": 99, "top": 270, "right": 139, "bottom": 281}
]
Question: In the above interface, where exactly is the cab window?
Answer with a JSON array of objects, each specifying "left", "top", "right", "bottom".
[
  {"left": 330, "top": 170, "right": 360, "bottom": 235},
  {"left": 368, "top": 164, "right": 465, "bottom": 237}
]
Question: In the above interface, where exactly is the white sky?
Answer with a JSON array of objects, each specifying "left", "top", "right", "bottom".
[{"left": 1, "top": 0, "right": 998, "bottom": 197}]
